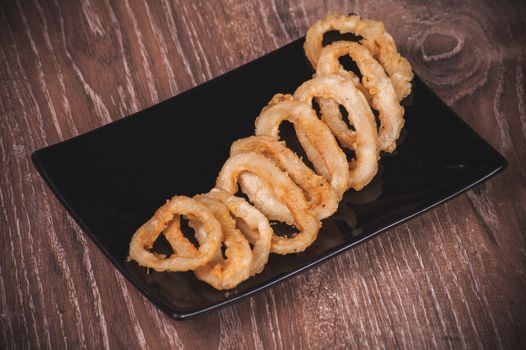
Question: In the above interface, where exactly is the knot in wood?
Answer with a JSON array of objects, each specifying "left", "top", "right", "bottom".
[{"left": 421, "top": 29, "right": 464, "bottom": 62}]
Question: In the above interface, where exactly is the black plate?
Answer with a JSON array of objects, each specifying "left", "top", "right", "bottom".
[{"left": 32, "top": 37, "right": 506, "bottom": 320}]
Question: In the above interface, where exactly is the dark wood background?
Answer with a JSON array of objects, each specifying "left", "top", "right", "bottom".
[{"left": 1, "top": 0, "right": 525, "bottom": 348}]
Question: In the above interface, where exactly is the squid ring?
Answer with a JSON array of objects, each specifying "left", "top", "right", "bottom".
[
  {"left": 206, "top": 188, "right": 273, "bottom": 275},
  {"left": 316, "top": 41, "right": 405, "bottom": 152},
  {"left": 231, "top": 135, "right": 339, "bottom": 220},
  {"left": 304, "top": 13, "right": 413, "bottom": 101},
  {"left": 255, "top": 94, "right": 349, "bottom": 198},
  {"left": 294, "top": 75, "right": 379, "bottom": 190},
  {"left": 215, "top": 152, "right": 320, "bottom": 254},
  {"left": 190, "top": 194, "right": 253, "bottom": 290},
  {"left": 128, "top": 196, "right": 222, "bottom": 272}
]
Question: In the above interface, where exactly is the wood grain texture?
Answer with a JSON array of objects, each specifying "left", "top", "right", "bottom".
[{"left": 1, "top": 0, "right": 525, "bottom": 348}]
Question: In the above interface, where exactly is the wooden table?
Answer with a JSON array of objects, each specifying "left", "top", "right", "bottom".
[{"left": 1, "top": 0, "right": 525, "bottom": 348}]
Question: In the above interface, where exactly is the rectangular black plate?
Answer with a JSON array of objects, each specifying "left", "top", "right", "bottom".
[{"left": 32, "top": 37, "right": 506, "bottom": 320}]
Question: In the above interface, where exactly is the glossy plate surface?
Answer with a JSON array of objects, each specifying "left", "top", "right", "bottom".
[{"left": 32, "top": 38, "right": 506, "bottom": 320}]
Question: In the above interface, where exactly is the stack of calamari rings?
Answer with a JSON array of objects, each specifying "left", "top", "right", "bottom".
[{"left": 128, "top": 14, "right": 413, "bottom": 290}]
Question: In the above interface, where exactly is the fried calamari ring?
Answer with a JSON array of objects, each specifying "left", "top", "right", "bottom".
[
  {"left": 207, "top": 189, "right": 273, "bottom": 275},
  {"left": 191, "top": 194, "right": 252, "bottom": 290},
  {"left": 304, "top": 13, "right": 413, "bottom": 101},
  {"left": 316, "top": 41, "right": 404, "bottom": 152},
  {"left": 294, "top": 75, "right": 379, "bottom": 190},
  {"left": 255, "top": 94, "right": 349, "bottom": 198},
  {"left": 215, "top": 152, "right": 320, "bottom": 254},
  {"left": 128, "top": 196, "right": 222, "bottom": 272},
  {"left": 231, "top": 136, "right": 339, "bottom": 221}
]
